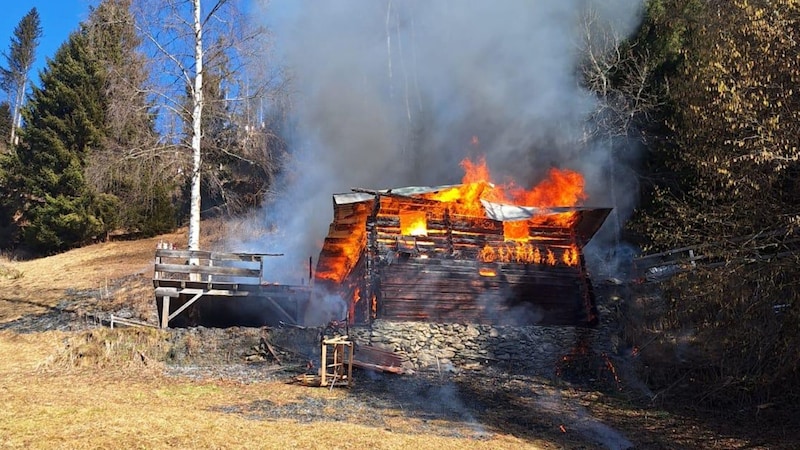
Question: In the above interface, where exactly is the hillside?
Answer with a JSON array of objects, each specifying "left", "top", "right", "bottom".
[
  {"left": 1, "top": 231, "right": 176, "bottom": 327},
  {"left": 0, "top": 219, "right": 241, "bottom": 327},
  {"left": 0, "top": 222, "right": 795, "bottom": 449}
]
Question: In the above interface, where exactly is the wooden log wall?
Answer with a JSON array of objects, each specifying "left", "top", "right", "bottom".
[
  {"left": 368, "top": 197, "right": 595, "bottom": 326},
  {"left": 317, "top": 195, "right": 599, "bottom": 327},
  {"left": 378, "top": 258, "right": 592, "bottom": 326},
  {"left": 314, "top": 198, "right": 372, "bottom": 325},
  {"left": 372, "top": 197, "right": 580, "bottom": 261}
]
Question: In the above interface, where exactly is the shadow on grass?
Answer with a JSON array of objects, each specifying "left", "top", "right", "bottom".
[
  {"left": 214, "top": 357, "right": 800, "bottom": 449},
  {"left": 214, "top": 366, "right": 644, "bottom": 449}
]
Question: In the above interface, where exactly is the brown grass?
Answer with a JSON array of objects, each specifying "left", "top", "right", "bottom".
[
  {"left": 0, "top": 220, "right": 235, "bottom": 324},
  {"left": 0, "top": 219, "right": 792, "bottom": 449},
  {"left": 0, "top": 220, "right": 553, "bottom": 449},
  {"left": 0, "top": 229, "right": 183, "bottom": 323},
  {"left": 0, "top": 330, "right": 546, "bottom": 450}
]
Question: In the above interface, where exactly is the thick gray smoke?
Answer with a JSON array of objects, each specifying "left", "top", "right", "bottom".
[{"left": 240, "top": 0, "right": 644, "bottom": 282}]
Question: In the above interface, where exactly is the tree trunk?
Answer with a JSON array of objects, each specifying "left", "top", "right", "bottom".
[
  {"left": 9, "top": 79, "right": 25, "bottom": 146},
  {"left": 188, "top": 0, "right": 203, "bottom": 253}
]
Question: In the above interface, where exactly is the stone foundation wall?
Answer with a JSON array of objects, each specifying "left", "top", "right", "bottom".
[{"left": 350, "top": 320, "right": 602, "bottom": 376}]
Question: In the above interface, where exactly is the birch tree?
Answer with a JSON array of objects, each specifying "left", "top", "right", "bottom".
[
  {"left": 134, "top": 0, "right": 279, "bottom": 251},
  {"left": 189, "top": 0, "right": 204, "bottom": 251}
]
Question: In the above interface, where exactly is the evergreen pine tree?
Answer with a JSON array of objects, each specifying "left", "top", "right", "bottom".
[
  {"left": 0, "top": 8, "right": 42, "bottom": 146},
  {"left": 0, "top": 101, "right": 15, "bottom": 245},
  {"left": 5, "top": 30, "right": 112, "bottom": 253},
  {"left": 0, "top": 102, "right": 11, "bottom": 153}
]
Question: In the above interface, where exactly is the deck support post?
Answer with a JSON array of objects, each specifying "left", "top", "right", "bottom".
[{"left": 160, "top": 295, "right": 170, "bottom": 328}]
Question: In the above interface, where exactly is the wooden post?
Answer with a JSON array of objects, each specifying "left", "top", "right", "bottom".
[
  {"left": 445, "top": 207, "right": 454, "bottom": 258},
  {"left": 160, "top": 295, "right": 170, "bottom": 328},
  {"left": 346, "top": 340, "right": 353, "bottom": 384},
  {"left": 319, "top": 340, "right": 328, "bottom": 385},
  {"left": 154, "top": 250, "right": 161, "bottom": 280},
  {"left": 365, "top": 195, "right": 381, "bottom": 323}
]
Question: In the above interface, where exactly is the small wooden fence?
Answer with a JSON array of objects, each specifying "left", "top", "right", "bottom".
[{"left": 632, "top": 229, "right": 800, "bottom": 282}]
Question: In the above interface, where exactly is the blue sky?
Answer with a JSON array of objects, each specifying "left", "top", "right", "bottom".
[
  {"left": 0, "top": 1, "right": 93, "bottom": 90},
  {"left": 0, "top": 1, "right": 279, "bottom": 94}
]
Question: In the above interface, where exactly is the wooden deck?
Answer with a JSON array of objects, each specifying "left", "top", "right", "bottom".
[{"left": 153, "top": 249, "right": 311, "bottom": 328}]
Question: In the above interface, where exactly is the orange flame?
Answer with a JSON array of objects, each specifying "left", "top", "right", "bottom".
[
  {"left": 479, "top": 243, "right": 581, "bottom": 266},
  {"left": 503, "top": 220, "right": 530, "bottom": 242},
  {"left": 546, "top": 249, "right": 557, "bottom": 265},
  {"left": 315, "top": 237, "right": 362, "bottom": 283},
  {"left": 400, "top": 210, "right": 427, "bottom": 236},
  {"left": 429, "top": 156, "right": 586, "bottom": 267},
  {"left": 478, "top": 267, "right": 497, "bottom": 277},
  {"left": 562, "top": 246, "right": 580, "bottom": 266},
  {"left": 348, "top": 286, "right": 361, "bottom": 323},
  {"left": 426, "top": 156, "right": 586, "bottom": 226},
  {"left": 316, "top": 155, "right": 588, "bottom": 287}
]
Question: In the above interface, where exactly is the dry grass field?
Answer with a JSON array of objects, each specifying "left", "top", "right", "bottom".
[{"left": 0, "top": 220, "right": 795, "bottom": 449}]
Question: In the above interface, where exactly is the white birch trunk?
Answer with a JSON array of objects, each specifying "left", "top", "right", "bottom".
[
  {"left": 9, "top": 75, "right": 26, "bottom": 146},
  {"left": 188, "top": 0, "right": 204, "bottom": 253}
]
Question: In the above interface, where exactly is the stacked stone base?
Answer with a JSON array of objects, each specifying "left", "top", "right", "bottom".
[{"left": 350, "top": 320, "right": 599, "bottom": 376}]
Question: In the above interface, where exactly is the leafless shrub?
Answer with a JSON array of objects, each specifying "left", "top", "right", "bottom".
[{"left": 624, "top": 259, "right": 800, "bottom": 413}]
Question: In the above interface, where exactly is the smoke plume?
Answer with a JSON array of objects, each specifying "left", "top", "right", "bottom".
[{"left": 241, "top": 0, "right": 645, "bottom": 281}]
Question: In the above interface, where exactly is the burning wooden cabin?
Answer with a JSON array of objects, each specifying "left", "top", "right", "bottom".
[{"left": 314, "top": 163, "right": 610, "bottom": 327}]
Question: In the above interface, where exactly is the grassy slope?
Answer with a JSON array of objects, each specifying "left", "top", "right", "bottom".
[
  {"left": 0, "top": 222, "right": 788, "bottom": 449},
  {"left": 0, "top": 224, "right": 554, "bottom": 449},
  {"left": 0, "top": 230, "right": 187, "bottom": 323},
  {"left": 0, "top": 331, "right": 546, "bottom": 450}
]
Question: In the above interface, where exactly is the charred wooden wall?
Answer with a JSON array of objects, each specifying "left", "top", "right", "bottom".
[
  {"left": 315, "top": 194, "right": 600, "bottom": 327},
  {"left": 377, "top": 258, "right": 595, "bottom": 325},
  {"left": 315, "top": 199, "right": 370, "bottom": 286}
]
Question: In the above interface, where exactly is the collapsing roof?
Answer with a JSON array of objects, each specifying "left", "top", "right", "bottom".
[
  {"left": 333, "top": 185, "right": 609, "bottom": 240},
  {"left": 315, "top": 184, "right": 611, "bottom": 327}
]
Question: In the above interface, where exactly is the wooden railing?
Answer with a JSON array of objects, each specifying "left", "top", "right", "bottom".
[
  {"left": 153, "top": 249, "right": 283, "bottom": 287},
  {"left": 153, "top": 248, "right": 286, "bottom": 328}
]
